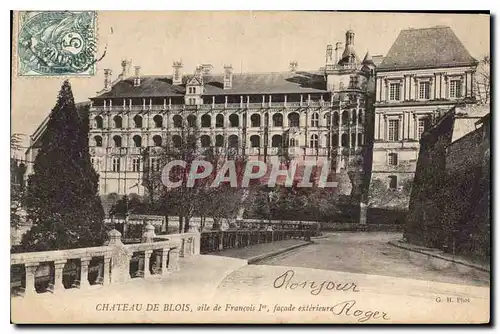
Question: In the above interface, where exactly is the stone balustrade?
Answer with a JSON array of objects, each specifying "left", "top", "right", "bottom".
[
  {"left": 10, "top": 226, "right": 198, "bottom": 298},
  {"left": 200, "top": 220, "right": 321, "bottom": 254}
]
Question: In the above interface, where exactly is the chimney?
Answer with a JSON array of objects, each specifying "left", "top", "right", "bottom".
[
  {"left": 346, "top": 30, "right": 355, "bottom": 46},
  {"left": 133, "top": 66, "right": 141, "bottom": 87},
  {"left": 104, "top": 69, "right": 112, "bottom": 91},
  {"left": 289, "top": 61, "right": 298, "bottom": 72},
  {"left": 173, "top": 60, "right": 183, "bottom": 85},
  {"left": 120, "top": 60, "right": 129, "bottom": 79},
  {"left": 224, "top": 64, "right": 233, "bottom": 90},
  {"left": 326, "top": 45, "right": 333, "bottom": 64},
  {"left": 335, "top": 42, "right": 342, "bottom": 64}
]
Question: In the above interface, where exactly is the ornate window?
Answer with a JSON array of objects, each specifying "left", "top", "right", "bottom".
[
  {"left": 388, "top": 119, "right": 400, "bottom": 141},
  {"left": 200, "top": 135, "right": 211, "bottom": 148},
  {"left": 113, "top": 116, "right": 122, "bottom": 129},
  {"left": 113, "top": 135, "right": 122, "bottom": 147},
  {"left": 271, "top": 135, "right": 282, "bottom": 148},
  {"left": 229, "top": 114, "right": 239, "bottom": 127},
  {"left": 419, "top": 81, "right": 430, "bottom": 100},
  {"left": 309, "top": 134, "right": 319, "bottom": 149},
  {"left": 273, "top": 113, "right": 283, "bottom": 127},
  {"left": 133, "top": 135, "right": 142, "bottom": 147},
  {"left": 173, "top": 115, "right": 183, "bottom": 128},
  {"left": 132, "top": 158, "right": 141, "bottom": 172},
  {"left": 133, "top": 115, "right": 143, "bottom": 128},
  {"left": 388, "top": 153, "right": 398, "bottom": 166},
  {"left": 389, "top": 83, "right": 401, "bottom": 101},
  {"left": 251, "top": 114, "right": 261, "bottom": 127},
  {"left": 153, "top": 135, "right": 162, "bottom": 147},
  {"left": 201, "top": 114, "right": 211, "bottom": 128},
  {"left": 112, "top": 157, "right": 121, "bottom": 172},
  {"left": 153, "top": 115, "right": 163, "bottom": 128},
  {"left": 449, "top": 79, "right": 462, "bottom": 98},
  {"left": 311, "top": 113, "right": 319, "bottom": 127}
]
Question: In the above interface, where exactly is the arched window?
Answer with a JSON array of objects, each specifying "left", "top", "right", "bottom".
[
  {"left": 94, "top": 135, "right": 103, "bottom": 147},
  {"left": 173, "top": 115, "right": 183, "bottom": 128},
  {"left": 311, "top": 113, "right": 319, "bottom": 127},
  {"left": 228, "top": 135, "right": 239, "bottom": 148},
  {"left": 94, "top": 116, "right": 103, "bottom": 129},
  {"left": 113, "top": 135, "right": 122, "bottom": 147},
  {"left": 288, "top": 112, "right": 299, "bottom": 127},
  {"left": 271, "top": 135, "right": 282, "bottom": 148},
  {"left": 200, "top": 135, "right": 211, "bottom": 148},
  {"left": 250, "top": 135, "right": 260, "bottom": 148},
  {"left": 216, "top": 114, "right": 224, "bottom": 128},
  {"left": 153, "top": 135, "right": 162, "bottom": 147},
  {"left": 332, "top": 134, "right": 339, "bottom": 147},
  {"left": 273, "top": 113, "right": 283, "bottom": 127},
  {"left": 352, "top": 110, "right": 357, "bottom": 124},
  {"left": 309, "top": 134, "right": 318, "bottom": 149},
  {"left": 229, "top": 114, "right": 239, "bottom": 127},
  {"left": 133, "top": 135, "right": 142, "bottom": 147},
  {"left": 201, "top": 114, "right": 211, "bottom": 128},
  {"left": 153, "top": 115, "right": 163, "bottom": 128},
  {"left": 187, "top": 115, "right": 196, "bottom": 127},
  {"left": 342, "top": 111, "right": 349, "bottom": 125},
  {"left": 250, "top": 114, "right": 261, "bottom": 127},
  {"left": 113, "top": 116, "right": 122, "bottom": 129},
  {"left": 341, "top": 133, "right": 349, "bottom": 148},
  {"left": 133, "top": 115, "right": 143, "bottom": 128},
  {"left": 172, "top": 135, "right": 182, "bottom": 148},
  {"left": 333, "top": 112, "right": 339, "bottom": 126},
  {"left": 215, "top": 135, "right": 224, "bottom": 147}
]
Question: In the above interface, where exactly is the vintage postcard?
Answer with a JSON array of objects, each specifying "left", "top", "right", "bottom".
[{"left": 10, "top": 11, "right": 491, "bottom": 324}]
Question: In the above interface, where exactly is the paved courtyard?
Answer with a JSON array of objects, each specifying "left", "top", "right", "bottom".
[{"left": 255, "top": 232, "right": 490, "bottom": 287}]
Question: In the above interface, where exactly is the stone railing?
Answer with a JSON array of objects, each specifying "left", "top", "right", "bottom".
[
  {"left": 10, "top": 224, "right": 199, "bottom": 298},
  {"left": 200, "top": 220, "right": 321, "bottom": 254}
]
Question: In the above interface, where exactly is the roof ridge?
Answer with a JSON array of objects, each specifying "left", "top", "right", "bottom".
[{"left": 403, "top": 25, "right": 450, "bottom": 31}]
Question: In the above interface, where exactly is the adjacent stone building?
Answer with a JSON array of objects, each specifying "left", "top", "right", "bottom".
[{"left": 370, "top": 26, "right": 478, "bottom": 207}]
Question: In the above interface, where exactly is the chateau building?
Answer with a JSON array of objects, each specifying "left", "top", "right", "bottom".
[
  {"left": 87, "top": 30, "right": 377, "bottom": 195},
  {"left": 25, "top": 26, "right": 479, "bottom": 209},
  {"left": 370, "top": 26, "right": 478, "bottom": 193}
]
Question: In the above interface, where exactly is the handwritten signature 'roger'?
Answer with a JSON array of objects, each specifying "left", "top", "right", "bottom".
[
  {"left": 18, "top": 11, "right": 105, "bottom": 75},
  {"left": 273, "top": 269, "right": 360, "bottom": 295}
]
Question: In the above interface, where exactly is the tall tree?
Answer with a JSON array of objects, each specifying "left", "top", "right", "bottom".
[
  {"left": 21, "top": 80, "right": 105, "bottom": 252},
  {"left": 475, "top": 55, "right": 490, "bottom": 104}
]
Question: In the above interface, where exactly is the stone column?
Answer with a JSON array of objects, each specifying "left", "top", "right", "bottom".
[
  {"left": 143, "top": 250, "right": 152, "bottom": 278},
  {"left": 54, "top": 260, "right": 67, "bottom": 292},
  {"left": 103, "top": 256, "right": 111, "bottom": 285},
  {"left": 80, "top": 257, "right": 92, "bottom": 289},
  {"left": 168, "top": 248, "right": 180, "bottom": 272},
  {"left": 162, "top": 248, "right": 169, "bottom": 276},
  {"left": 24, "top": 262, "right": 39, "bottom": 297},
  {"left": 374, "top": 113, "right": 380, "bottom": 140},
  {"left": 218, "top": 231, "right": 224, "bottom": 251}
]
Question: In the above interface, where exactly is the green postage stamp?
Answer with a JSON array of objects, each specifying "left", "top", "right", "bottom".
[{"left": 17, "top": 11, "right": 98, "bottom": 76}]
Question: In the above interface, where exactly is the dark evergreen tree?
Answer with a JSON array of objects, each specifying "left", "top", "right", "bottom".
[{"left": 21, "top": 80, "right": 105, "bottom": 252}]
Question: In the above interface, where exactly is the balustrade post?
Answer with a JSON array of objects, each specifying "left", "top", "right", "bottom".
[
  {"left": 54, "top": 260, "right": 67, "bottom": 292},
  {"left": 218, "top": 231, "right": 224, "bottom": 251},
  {"left": 235, "top": 232, "right": 240, "bottom": 248},
  {"left": 144, "top": 250, "right": 152, "bottom": 278},
  {"left": 79, "top": 257, "right": 92, "bottom": 289},
  {"left": 24, "top": 262, "right": 39, "bottom": 296},
  {"left": 103, "top": 256, "right": 111, "bottom": 285},
  {"left": 161, "top": 248, "right": 169, "bottom": 276},
  {"left": 247, "top": 232, "right": 251, "bottom": 246},
  {"left": 168, "top": 248, "right": 180, "bottom": 272}
]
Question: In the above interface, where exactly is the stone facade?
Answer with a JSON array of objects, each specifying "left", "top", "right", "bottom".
[{"left": 369, "top": 26, "right": 478, "bottom": 208}]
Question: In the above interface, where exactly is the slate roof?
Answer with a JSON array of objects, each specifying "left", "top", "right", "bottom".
[
  {"left": 93, "top": 71, "right": 328, "bottom": 99},
  {"left": 378, "top": 26, "right": 477, "bottom": 71}
]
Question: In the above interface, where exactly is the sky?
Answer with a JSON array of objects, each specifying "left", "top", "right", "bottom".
[{"left": 11, "top": 11, "right": 490, "bottom": 151}]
